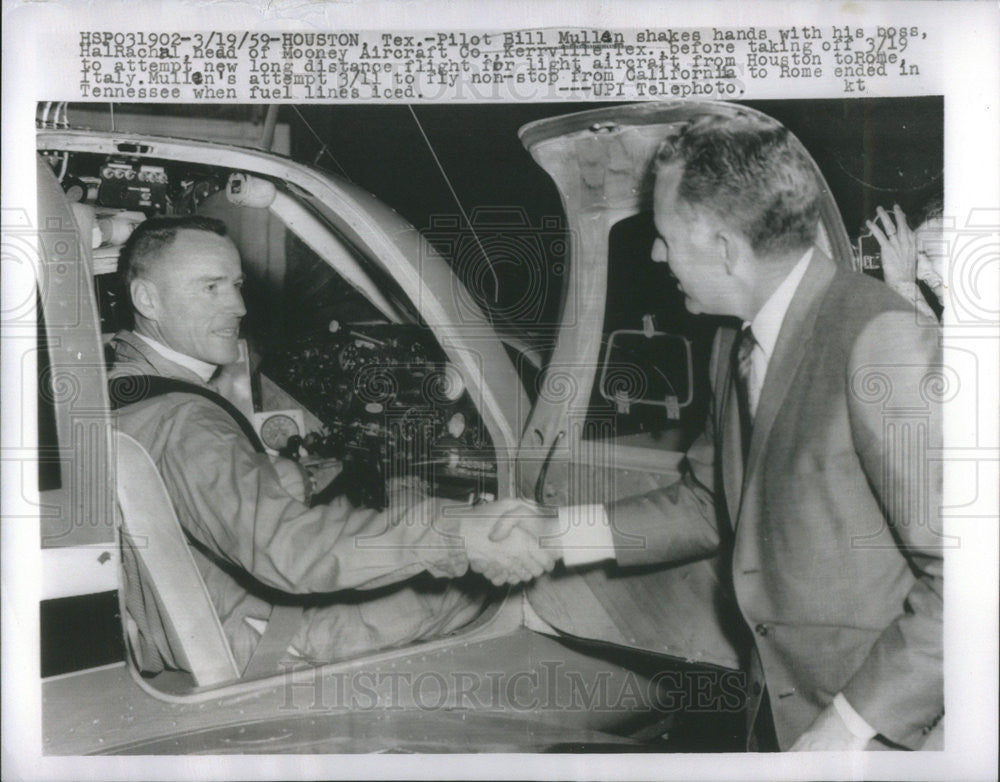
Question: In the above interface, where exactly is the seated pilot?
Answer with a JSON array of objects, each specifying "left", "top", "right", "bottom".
[{"left": 108, "top": 215, "right": 552, "bottom": 676}]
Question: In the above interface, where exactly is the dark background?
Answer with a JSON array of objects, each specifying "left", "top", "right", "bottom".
[
  {"left": 288, "top": 98, "right": 943, "bottom": 240},
  {"left": 74, "top": 98, "right": 943, "bottom": 334},
  {"left": 289, "top": 98, "right": 943, "bottom": 330}
]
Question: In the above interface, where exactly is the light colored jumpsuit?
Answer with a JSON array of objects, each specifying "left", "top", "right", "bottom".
[{"left": 110, "top": 330, "right": 486, "bottom": 674}]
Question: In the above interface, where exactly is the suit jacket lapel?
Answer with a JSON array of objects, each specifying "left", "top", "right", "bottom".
[{"left": 741, "top": 249, "right": 836, "bottom": 501}]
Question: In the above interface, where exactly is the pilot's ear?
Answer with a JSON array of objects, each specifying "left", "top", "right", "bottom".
[{"left": 130, "top": 277, "right": 159, "bottom": 321}]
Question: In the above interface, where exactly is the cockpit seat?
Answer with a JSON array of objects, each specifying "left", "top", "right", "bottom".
[{"left": 113, "top": 430, "right": 241, "bottom": 687}]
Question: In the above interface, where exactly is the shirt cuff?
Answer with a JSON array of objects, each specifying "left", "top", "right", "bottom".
[
  {"left": 832, "top": 692, "right": 878, "bottom": 741},
  {"left": 558, "top": 504, "right": 616, "bottom": 567}
]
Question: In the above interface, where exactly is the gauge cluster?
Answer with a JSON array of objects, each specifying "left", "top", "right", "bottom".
[{"left": 265, "top": 323, "right": 497, "bottom": 509}]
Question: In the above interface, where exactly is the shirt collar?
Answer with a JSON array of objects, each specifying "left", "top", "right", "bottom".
[
  {"left": 747, "top": 247, "right": 814, "bottom": 361},
  {"left": 133, "top": 332, "right": 217, "bottom": 383}
]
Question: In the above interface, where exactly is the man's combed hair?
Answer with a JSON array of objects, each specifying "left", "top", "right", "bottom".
[
  {"left": 654, "top": 112, "right": 822, "bottom": 258},
  {"left": 118, "top": 215, "right": 228, "bottom": 289}
]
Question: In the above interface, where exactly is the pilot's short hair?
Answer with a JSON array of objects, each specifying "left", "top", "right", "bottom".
[
  {"left": 654, "top": 112, "right": 822, "bottom": 258},
  {"left": 119, "top": 215, "right": 229, "bottom": 291}
]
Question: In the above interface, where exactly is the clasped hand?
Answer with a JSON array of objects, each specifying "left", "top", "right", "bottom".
[{"left": 457, "top": 498, "right": 561, "bottom": 586}]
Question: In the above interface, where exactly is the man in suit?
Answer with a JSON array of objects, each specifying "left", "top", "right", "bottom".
[{"left": 485, "top": 111, "right": 944, "bottom": 750}]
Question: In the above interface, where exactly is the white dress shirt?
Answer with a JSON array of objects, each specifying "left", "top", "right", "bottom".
[
  {"left": 743, "top": 248, "right": 813, "bottom": 417},
  {"left": 133, "top": 332, "right": 217, "bottom": 383}
]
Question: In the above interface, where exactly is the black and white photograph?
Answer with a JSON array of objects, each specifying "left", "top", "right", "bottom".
[{"left": 3, "top": 3, "right": 998, "bottom": 781}]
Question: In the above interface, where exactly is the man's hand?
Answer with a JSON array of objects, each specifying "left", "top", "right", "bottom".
[
  {"left": 487, "top": 499, "right": 561, "bottom": 548},
  {"left": 789, "top": 703, "right": 870, "bottom": 751},
  {"left": 457, "top": 499, "right": 559, "bottom": 586},
  {"left": 868, "top": 204, "right": 918, "bottom": 288}
]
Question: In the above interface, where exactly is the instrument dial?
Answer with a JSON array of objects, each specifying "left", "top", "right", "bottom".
[{"left": 259, "top": 413, "right": 301, "bottom": 451}]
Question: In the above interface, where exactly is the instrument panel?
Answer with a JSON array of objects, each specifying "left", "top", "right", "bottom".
[{"left": 265, "top": 323, "right": 497, "bottom": 509}]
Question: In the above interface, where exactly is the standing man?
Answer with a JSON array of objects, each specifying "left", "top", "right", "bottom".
[
  {"left": 488, "top": 112, "right": 944, "bottom": 750},
  {"left": 109, "top": 216, "right": 552, "bottom": 676}
]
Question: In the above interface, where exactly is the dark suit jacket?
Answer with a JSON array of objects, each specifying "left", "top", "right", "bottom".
[{"left": 607, "top": 250, "right": 944, "bottom": 749}]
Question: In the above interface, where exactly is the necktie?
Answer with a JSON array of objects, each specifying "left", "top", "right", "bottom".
[{"left": 734, "top": 325, "right": 756, "bottom": 463}]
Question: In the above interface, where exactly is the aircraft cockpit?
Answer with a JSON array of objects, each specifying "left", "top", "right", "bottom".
[{"left": 41, "top": 146, "right": 509, "bottom": 515}]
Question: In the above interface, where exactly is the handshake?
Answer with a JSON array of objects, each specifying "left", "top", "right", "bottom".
[{"left": 455, "top": 498, "right": 563, "bottom": 587}]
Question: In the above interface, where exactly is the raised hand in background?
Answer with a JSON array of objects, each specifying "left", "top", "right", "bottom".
[{"left": 867, "top": 203, "right": 945, "bottom": 318}]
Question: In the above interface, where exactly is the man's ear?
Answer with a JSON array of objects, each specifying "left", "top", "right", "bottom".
[
  {"left": 717, "top": 227, "right": 741, "bottom": 276},
  {"left": 130, "top": 277, "right": 159, "bottom": 321}
]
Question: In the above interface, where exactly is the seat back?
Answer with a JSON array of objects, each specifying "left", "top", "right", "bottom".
[{"left": 114, "top": 430, "right": 240, "bottom": 686}]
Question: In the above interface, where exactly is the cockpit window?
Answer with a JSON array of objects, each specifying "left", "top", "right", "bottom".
[
  {"left": 297, "top": 192, "right": 420, "bottom": 324},
  {"left": 281, "top": 229, "right": 387, "bottom": 335}
]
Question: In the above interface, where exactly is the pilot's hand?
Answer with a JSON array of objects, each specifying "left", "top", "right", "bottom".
[
  {"left": 487, "top": 499, "right": 562, "bottom": 553},
  {"left": 457, "top": 499, "right": 558, "bottom": 586},
  {"left": 270, "top": 454, "right": 311, "bottom": 504},
  {"left": 789, "top": 703, "right": 870, "bottom": 752}
]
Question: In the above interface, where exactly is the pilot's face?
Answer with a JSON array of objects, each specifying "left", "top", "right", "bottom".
[
  {"left": 142, "top": 230, "right": 246, "bottom": 366},
  {"left": 651, "top": 164, "right": 732, "bottom": 316}
]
